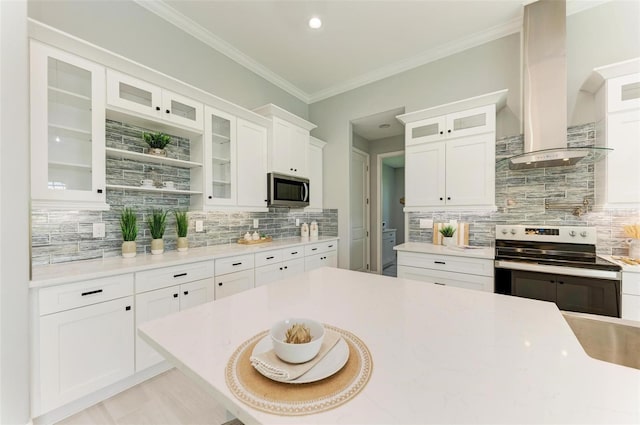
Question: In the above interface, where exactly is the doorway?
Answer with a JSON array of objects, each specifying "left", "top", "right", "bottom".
[
  {"left": 350, "top": 147, "right": 370, "bottom": 272},
  {"left": 377, "top": 152, "right": 405, "bottom": 277}
]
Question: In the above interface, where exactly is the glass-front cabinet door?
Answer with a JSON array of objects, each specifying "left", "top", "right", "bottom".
[
  {"left": 30, "top": 41, "right": 107, "bottom": 209},
  {"left": 204, "top": 106, "right": 236, "bottom": 205}
]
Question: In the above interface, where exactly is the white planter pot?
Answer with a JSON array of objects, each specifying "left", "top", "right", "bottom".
[{"left": 442, "top": 236, "right": 455, "bottom": 247}]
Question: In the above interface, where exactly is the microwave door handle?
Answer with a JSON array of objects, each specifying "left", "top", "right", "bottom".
[{"left": 303, "top": 183, "right": 309, "bottom": 202}]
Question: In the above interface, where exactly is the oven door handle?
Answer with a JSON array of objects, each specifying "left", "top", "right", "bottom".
[{"left": 494, "top": 260, "right": 621, "bottom": 281}]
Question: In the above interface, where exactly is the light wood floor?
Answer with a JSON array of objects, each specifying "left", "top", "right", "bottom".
[{"left": 56, "top": 368, "right": 229, "bottom": 425}]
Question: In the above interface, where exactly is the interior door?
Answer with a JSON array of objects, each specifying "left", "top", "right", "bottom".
[{"left": 350, "top": 148, "right": 370, "bottom": 272}]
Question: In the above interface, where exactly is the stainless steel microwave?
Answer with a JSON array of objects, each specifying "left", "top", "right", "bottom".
[{"left": 267, "top": 173, "right": 309, "bottom": 208}]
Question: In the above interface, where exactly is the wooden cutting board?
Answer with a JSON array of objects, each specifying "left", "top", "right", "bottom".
[{"left": 433, "top": 222, "right": 470, "bottom": 246}]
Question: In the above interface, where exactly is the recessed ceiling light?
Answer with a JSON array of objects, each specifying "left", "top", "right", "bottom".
[
  {"left": 378, "top": 123, "right": 391, "bottom": 129},
  {"left": 308, "top": 17, "right": 322, "bottom": 29}
]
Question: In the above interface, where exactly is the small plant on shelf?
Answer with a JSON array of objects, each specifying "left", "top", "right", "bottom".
[
  {"left": 174, "top": 210, "right": 189, "bottom": 252},
  {"left": 142, "top": 132, "right": 172, "bottom": 156},
  {"left": 119, "top": 207, "right": 138, "bottom": 257},
  {"left": 439, "top": 225, "right": 457, "bottom": 246},
  {"left": 147, "top": 209, "right": 168, "bottom": 254}
]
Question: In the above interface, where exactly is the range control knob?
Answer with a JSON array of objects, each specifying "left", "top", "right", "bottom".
[
  {"left": 580, "top": 231, "right": 588, "bottom": 238},
  {"left": 510, "top": 229, "right": 517, "bottom": 235},
  {"left": 501, "top": 229, "right": 508, "bottom": 235},
  {"left": 569, "top": 230, "right": 576, "bottom": 237}
]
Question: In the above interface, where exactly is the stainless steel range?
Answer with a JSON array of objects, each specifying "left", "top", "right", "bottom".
[{"left": 494, "top": 225, "right": 622, "bottom": 317}]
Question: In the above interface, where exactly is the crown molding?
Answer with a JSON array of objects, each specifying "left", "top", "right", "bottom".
[
  {"left": 308, "top": 16, "right": 522, "bottom": 103},
  {"left": 133, "top": 0, "right": 311, "bottom": 103}
]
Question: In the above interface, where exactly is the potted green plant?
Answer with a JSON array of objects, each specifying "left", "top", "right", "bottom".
[
  {"left": 174, "top": 210, "right": 189, "bottom": 252},
  {"left": 146, "top": 208, "right": 168, "bottom": 254},
  {"left": 142, "top": 132, "right": 172, "bottom": 156},
  {"left": 439, "top": 225, "right": 457, "bottom": 247},
  {"left": 119, "top": 207, "right": 138, "bottom": 258}
]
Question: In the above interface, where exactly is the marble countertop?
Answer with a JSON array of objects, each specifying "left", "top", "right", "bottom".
[
  {"left": 30, "top": 236, "right": 339, "bottom": 288},
  {"left": 138, "top": 267, "right": 640, "bottom": 425},
  {"left": 394, "top": 242, "right": 494, "bottom": 260}
]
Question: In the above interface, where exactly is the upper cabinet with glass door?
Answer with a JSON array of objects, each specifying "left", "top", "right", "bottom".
[
  {"left": 30, "top": 41, "right": 108, "bottom": 210},
  {"left": 106, "top": 70, "right": 203, "bottom": 131},
  {"left": 204, "top": 107, "right": 237, "bottom": 206},
  {"left": 405, "top": 105, "right": 496, "bottom": 146}
]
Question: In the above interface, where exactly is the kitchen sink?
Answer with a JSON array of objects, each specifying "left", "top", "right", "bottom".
[{"left": 563, "top": 312, "right": 640, "bottom": 370}]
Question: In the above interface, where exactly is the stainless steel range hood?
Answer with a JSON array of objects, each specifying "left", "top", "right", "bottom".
[{"left": 507, "top": 0, "right": 610, "bottom": 170}]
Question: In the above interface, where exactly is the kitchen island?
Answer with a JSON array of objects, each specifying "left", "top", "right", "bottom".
[{"left": 139, "top": 267, "right": 640, "bottom": 424}]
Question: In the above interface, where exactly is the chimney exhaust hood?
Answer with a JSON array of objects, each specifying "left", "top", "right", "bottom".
[{"left": 507, "top": 0, "right": 611, "bottom": 170}]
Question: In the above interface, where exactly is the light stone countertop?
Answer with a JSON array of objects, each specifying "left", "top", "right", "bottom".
[
  {"left": 394, "top": 241, "right": 495, "bottom": 260},
  {"left": 30, "top": 236, "right": 339, "bottom": 288},
  {"left": 601, "top": 255, "right": 640, "bottom": 273},
  {"left": 139, "top": 267, "right": 640, "bottom": 425}
]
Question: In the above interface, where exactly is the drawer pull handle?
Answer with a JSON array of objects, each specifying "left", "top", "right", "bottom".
[
  {"left": 125, "top": 306, "right": 131, "bottom": 311},
  {"left": 173, "top": 293, "right": 179, "bottom": 298},
  {"left": 434, "top": 282, "right": 446, "bottom": 286},
  {"left": 266, "top": 256, "right": 275, "bottom": 260},
  {"left": 173, "top": 273, "right": 187, "bottom": 278},
  {"left": 291, "top": 251, "right": 298, "bottom": 254},
  {"left": 328, "top": 245, "right": 334, "bottom": 248},
  {"left": 434, "top": 261, "right": 446, "bottom": 265},
  {"left": 81, "top": 289, "right": 103, "bottom": 296},
  {"left": 232, "top": 262, "right": 242, "bottom": 266},
  {"left": 312, "top": 248, "right": 318, "bottom": 251}
]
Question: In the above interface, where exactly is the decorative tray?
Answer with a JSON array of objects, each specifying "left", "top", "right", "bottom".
[{"left": 237, "top": 236, "right": 273, "bottom": 245}]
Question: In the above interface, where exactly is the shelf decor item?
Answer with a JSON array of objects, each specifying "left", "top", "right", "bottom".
[
  {"left": 142, "top": 131, "right": 172, "bottom": 156},
  {"left": 119, "top": 207, "right": 138, "bottom": 258},
  {"left": 147, "top": 208, "right": 168, "bottom": 254},
  {"left": 174, "top": 210, "right": 189, "bottom": 252},
  {"left": 439, "top": 225, "right": 457, "bottom": 247}
]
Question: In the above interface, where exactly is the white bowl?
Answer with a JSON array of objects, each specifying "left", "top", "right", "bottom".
[{"left": 270, "top": 318, "right": 325, "bottom": 364}]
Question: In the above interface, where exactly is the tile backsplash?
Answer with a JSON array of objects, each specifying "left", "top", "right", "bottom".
[
  {"left": 31, "top": 120, "right": 338, "bottom": 266},
  {"left": 408, "top": 123, "right": 640, "bottom": 256}
]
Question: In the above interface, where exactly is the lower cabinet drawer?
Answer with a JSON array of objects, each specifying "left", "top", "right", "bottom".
[
  {"left": 398, "top": 265, "right": 493, "bottom": 292},
  {"left": 215, "top": 254, "right": 254, "bottom": 276},
  {"left": 135, "top": 261, "right": 214, "bottom": 294},
  {"left": 254, "top": 249, "right": 283, "bottom": 268},
  {"left": 215, "top": 269, "right": 254, "bottom": 299},
  {"left": 398, "top": 251, "right": 494, "bottom": 277},
  {"left": 622, "top": 294, "right": 640, "bottom": 321},
  {"left": 39, "top": 274, "right": 134, "bottom": 316}
]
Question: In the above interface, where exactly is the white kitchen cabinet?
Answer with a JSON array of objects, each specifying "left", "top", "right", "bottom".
[
  {"left": 106, "top": 70, "right": 203, "bottom": 131},
  {"left": 306, "top": 136, "right": 327, "bottom": 211},
  {"left": 444, "top": 133, "right": 495, "bottom": 206},
  {"left": 382, "top": 229, "right": 397, "bottom": 267},
  {"left": 254, "top": 248, "right": 305, "bottom": 287},
  {"left": 237, "top": 118, "right": 268, "bottom": 208},
  {"left": 36, "top": 275, "right": 135, "bottom": 414},
  {"left": 405, "top": 142, "right": 446, "bottom": 207},
  {"left": 253, "top": 104, "right": 317, "bottom": 178},
  {"left": 594, "top": 71, "right": 640, "bottom": 207},
  {"left": 134, "top": 261, "right": 215, "bottom": 371},
  {"left": 204, "top": 107, "right": 268, "bottom": 209},
  {"left": 621, "top": 271, "right": 640, "bottom": 321},
  {"left": 405, "top": 105, "right": 495, "bottom": 146},
  {"left": 397, "top": 251, "right": 494, "bottom": 292},
  {"left": 215, "top": 269, "right": 254, "bottom": 299},
  {"left": 30, "top": 41, "right": 108, "bottom": 210},
  {"left": 135, "top": 278, "right": 213, "bottom": 371},
  {"left": 304, "top": 240, "right": 339, "bottom": 271}
]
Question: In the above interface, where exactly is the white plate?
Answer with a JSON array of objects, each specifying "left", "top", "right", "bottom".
[{"left": 251, "top": 335, "right": 349, "bottom": 384}]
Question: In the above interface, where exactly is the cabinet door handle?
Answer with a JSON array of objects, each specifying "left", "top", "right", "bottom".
[
  {"left": 165, "top": 109, "right": 170, "bottom": 114},
  {"left": 81, "top": 289, "right": 103, "bottom": 296},
  {"left": 439, "top": 197, "right": 443, "bottom": 201},
  {"left": 439, "top": 131, "right": 443, "bottom": 135},
  {"left": 266, "top": 256, "right": 274, "bottom": 260},
  {"left": 447, "top": 197, "right": 451, "bottom": 201},
  {"left": 208, "top": 196, "right": 213, "bottom": 199},
  {"left": 173, "top": 293, "right": 179, "bottom": 298},
  {"left": 97, "top": 189, "right": 103, "bottom": 194},
  {"left": 279, "top": 267, "right": 283, "bottom": 270},
  {"left": 284, "top": 266, "right": 288, "bottom": 269},
  {"left": 434, "top": 261, "right": 446, "bottom": 265},
  {"left": 183, "top": 291, "right": 189, "bottom": 295},
  {"left": 218, "top": 282, "right": 223, "bottom": 286},
  {"left": 173, "top": 272, "right": 187, "bottom": 278},
  {"left": 232, "top": 262, "right": 242, "bottom": 266},
  {"left": 125, "top": 306, "right": 131, "bottom": 311},
  {"left": 155, "top": 106, "right": 161, "bottom": 111},
  {"left": 447, "top": 129, "right": 452, "bottom": 133}
]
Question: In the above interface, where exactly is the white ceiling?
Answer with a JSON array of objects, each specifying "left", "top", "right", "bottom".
[{"left": 136, "top": 0, "right": 609, "bottom": 140}]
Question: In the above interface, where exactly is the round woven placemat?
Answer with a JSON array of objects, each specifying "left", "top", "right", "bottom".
[{"left": 225, "top": 324, "right": 373, "bottom": 416}]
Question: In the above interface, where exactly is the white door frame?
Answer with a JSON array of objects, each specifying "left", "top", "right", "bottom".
[
  {"left": 376, "top": 150, "right": 404, "bottom": 274},
  {"left": 350, "top": 146, "right": 370, "bottom": 272}
]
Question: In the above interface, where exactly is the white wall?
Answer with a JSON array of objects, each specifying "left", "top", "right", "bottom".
[
  {"left": 1, "top": 0, "right": 31, "bottom": 423},
  {"left": 311, "top": 33, "right": 521, "bottom": 269},
  {"left": 27, "top": 0, "right": 309, "bottom": 119}
]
